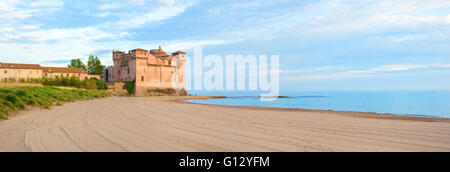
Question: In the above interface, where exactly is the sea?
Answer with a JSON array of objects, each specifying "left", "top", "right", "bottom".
[{"left": 186, "top": 91, "right": 450, "bottom": 118}]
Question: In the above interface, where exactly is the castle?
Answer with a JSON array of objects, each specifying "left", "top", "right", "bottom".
[{"left": 109, "top": 46, "right": 186, "bottom": 96}]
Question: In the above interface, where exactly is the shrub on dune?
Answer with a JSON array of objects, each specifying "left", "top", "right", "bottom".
[{"left": 0, "top": 86, "right": 113, "bottom": 120}]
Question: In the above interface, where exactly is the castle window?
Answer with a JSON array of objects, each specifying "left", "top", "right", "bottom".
[
  {"left": 141, "top": 76, "right": 144, "bottom": 82},
  {"left": 4, "top": 71, "right": 7, "bottom": 74},
  {"left": 127, "top": 68, "right": 130, "bottom": 74}
]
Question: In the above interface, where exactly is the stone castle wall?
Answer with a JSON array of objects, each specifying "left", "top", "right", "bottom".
[{"left": 112, "top": 48, "right": 186, "bottom": 96}]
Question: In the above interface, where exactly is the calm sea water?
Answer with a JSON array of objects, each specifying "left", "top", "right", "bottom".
[{"left": 186, "top": 91, "right": 450, "bottom": 118}]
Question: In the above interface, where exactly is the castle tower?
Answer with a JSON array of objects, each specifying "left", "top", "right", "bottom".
[
  {"left": 112, "top": 50, "right": 124, "bottom": 81},
  {"left": 172, "top": 51, "right": 186, "bottom": 61},
  {"left": 172, "top": 51, "right": 186, "bottom": 90}
]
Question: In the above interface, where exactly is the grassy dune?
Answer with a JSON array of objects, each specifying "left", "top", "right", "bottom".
[{"left": 0, "top": 86, "right": 113, "bottom": 120}]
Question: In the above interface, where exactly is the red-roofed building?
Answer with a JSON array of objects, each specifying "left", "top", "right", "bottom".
[
  {"left": 43, "top": 67, "right": 100, "bottom": 80},
  {"left": 0, "top": 62, "right": 100, "bottom": 80},
  {"left": 0, "top": 63, "right": 43, "bottom": 79}
]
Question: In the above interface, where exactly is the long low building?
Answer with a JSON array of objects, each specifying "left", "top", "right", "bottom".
[
  {"left": 0, "top": 62, "right": 100, "bottom": 80},
  {"left": 0, "top": 63, "right": 43, "bottom": 79}
]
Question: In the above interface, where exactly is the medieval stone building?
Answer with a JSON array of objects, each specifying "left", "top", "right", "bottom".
[{"left": 112, "top": 46, "right": 186, "bottom": 96}]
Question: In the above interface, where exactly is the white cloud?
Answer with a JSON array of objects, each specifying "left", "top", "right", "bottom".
[
  {"left": 0, "top": 0, "right": 62, "bottom": 20},
  {"left": 128, "top": 0, "right": 177, "bottom": 6},
  {"left": 280, "top": 66, "right": 348, "bottom": 74},
  {"left": 390, "top": 34, "right": 428, "bottom": 43},
  {"left": 0, "top": 37, "right": 233, "bottom": 67},
  {"left": 371, "top": 64, "right": 428, "bottom": 71},
  {"left": 212, "top": 0, "right": 450, "bottom": 42},
  {"left": 2, "top": 27, "right": 126, "bottom": 42},
  {"left": 0, "top": 1, "right": 63, "bottom": 42},
  {"left": 102, "top": 2, "right": 193, "bottom": 30},
  {"left": 231, "top": 1, "right": 262, "bottom": 8},
  {"left": 108, "top": 39, "right": 236, "bottom": 54},
  {"left": 127, "top": 5, "right": 187, "bottom": 26},
  {"left": 94, "top": 12, "right": 111, "bottom": 18},
  {"left": 0, "top": 2, "right": 32, "bottom": 20},
  {"left": 1, "top": 0, "right": 449, "bottom": 68},
  {"left": 19, "top": 25, "right": 40, "bottom": 30},
  {"left": 0, "top": 2, "right": 10, "bottom": 11},
  {"left": 378, "top": 14, "right": 440, "bottom": 25},
  {"left": 163, "top": 39, "right": 237, "bottom": 51},
  {"left": 0, "top": 0, "right": 198, "bottom": 66},
  {"left": 285, "top": 71, "right": 375, "bottom": 81},
  {"left": 434, "top": 64, "right": 450, "bottom": 68},
  {"left": 98, "top": 4, "right": 120, "bottom": 10},
  {"left": 157, "top": 0, "right": 175, "bottom": 6},
  {"left": 284, "top": 63, "right": 450, "bottom": 81},
  {"left": 27, "top": 0, "right": 63, "bottom": 8},
  {"left": 0, "top": 27, "right": 15, "bottom": 33},
  {"left": 128, "top": 0, "right": 145, "bottom": 6}
]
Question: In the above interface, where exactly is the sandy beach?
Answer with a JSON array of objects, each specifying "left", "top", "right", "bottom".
[{"left": 0, "top": 96, "right": 449, "bottom": 152}]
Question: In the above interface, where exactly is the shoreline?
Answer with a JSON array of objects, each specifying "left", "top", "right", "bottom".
[
  {"left": 175, "top": 96, "right": 450, "bottom": 123},
  {"left": 3, "top": 95, "right": 449, "bottom": 123},
  {"left": 0, "top": 96, "right": 449, "bottom": 152}
]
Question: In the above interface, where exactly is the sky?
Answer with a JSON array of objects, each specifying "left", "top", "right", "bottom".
[{"left": 1, "top": 0, "right": 450, "bottom": 91}]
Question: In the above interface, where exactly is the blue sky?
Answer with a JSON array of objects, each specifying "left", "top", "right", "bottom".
[{"left": 1, "top": 0, "right": 450, "bottom": 91}]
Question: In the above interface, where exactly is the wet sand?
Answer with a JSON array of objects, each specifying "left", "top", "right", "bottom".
[{"left": 0, "top": 96, "right": 449, "bottom": 152}]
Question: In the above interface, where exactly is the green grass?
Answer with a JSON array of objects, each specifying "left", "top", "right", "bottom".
[
  {"left": 40, "top": 76, "right": 108, "bottom": 90},
  {"left": 0, "top": 86, "right": 113, "bottom": 120},
  {"left": 1, "top": 76, "right": 108, "bottom": 90},
  {"left": 0, "top": 113, "right": 7, "bottom": 120},
  {"left": 122, "top": 81, "right": 135, "bottom": 96}
]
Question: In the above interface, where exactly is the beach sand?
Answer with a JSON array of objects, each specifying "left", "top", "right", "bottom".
[{"left": 0, "top": 96, "right": 449, "bottom": 152}]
